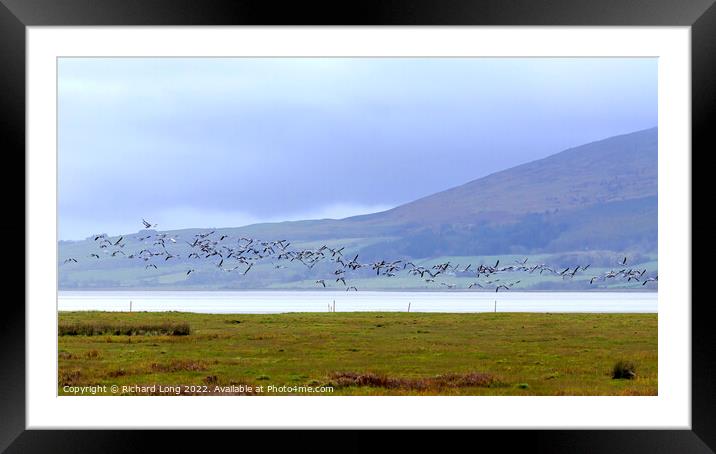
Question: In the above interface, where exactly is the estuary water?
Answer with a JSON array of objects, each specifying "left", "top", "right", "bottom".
[{"left": 58, "top": 291, "right": 657, "bottom": 314}]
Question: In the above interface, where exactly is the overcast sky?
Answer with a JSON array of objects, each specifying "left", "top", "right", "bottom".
[{"left": 58, "top": 57, "right": 657, "bottom": 240}]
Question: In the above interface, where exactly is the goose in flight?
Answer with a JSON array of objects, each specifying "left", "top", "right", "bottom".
[{"left": 142, "top": 218, "right": 157, "bottom": 229}]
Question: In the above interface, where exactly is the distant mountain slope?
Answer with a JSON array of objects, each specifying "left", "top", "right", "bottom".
[
  {"left": 59, "top": 128, "right": 657, "bottom": 289},
  {"left": 348, "top": 127, "right": 657, "bottom": 258},
  {"left": 177, "top": 127, "right": 657, "bottom": 240},
  {"left": 355, "top": 127, "right": 657, "bottom": 226}
]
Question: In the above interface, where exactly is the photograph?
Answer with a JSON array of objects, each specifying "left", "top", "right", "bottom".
[
  {"left": 56, "top": 56, "right": 659, "bottom": 397},
  {"left": 2, "top": 0, "right": 709, "bottom": 445}
]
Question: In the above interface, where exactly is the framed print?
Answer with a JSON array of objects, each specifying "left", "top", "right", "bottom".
[{"left": 3, "top": 0, "right": 710, "bottom": 451}]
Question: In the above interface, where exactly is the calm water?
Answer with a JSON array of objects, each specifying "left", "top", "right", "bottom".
[{"left": 58, "top": 291, "right": 657, "bottom": 313}]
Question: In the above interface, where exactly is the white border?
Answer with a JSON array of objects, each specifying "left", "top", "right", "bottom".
[{"left": 27, "top": 27, "right": 691, "bottom": 429}]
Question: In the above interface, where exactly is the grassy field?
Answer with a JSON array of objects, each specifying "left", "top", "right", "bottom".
[{"left": 58, "top": 311, "right": 657, "bottom": 396}]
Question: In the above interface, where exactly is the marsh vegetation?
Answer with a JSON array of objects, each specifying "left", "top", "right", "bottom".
[{"left": 58, "top": 311, "right": 656, "bottom": 396}]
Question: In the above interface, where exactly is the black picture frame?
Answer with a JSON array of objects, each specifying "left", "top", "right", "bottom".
[{"left": 2, "top": 0, "right": 708, "bottom": 451}]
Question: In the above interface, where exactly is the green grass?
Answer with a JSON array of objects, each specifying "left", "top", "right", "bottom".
[{"left": 58, "top": 311, "right": 657, "bottom": 396}]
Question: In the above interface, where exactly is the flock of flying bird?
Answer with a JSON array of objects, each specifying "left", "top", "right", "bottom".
[{"left": 62, "top": 219, "right": 658, "bottom": 291}]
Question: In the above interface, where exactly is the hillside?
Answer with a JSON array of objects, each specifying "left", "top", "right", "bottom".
[
  {"left": 343, "top": 127, "right": 657, "bottom": 257},
  {"left": 58, "top": 127, "right": 657, "bottom": 289},
  {"left": 354, "top": 127, "right": 657, "bottom": 225}
]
